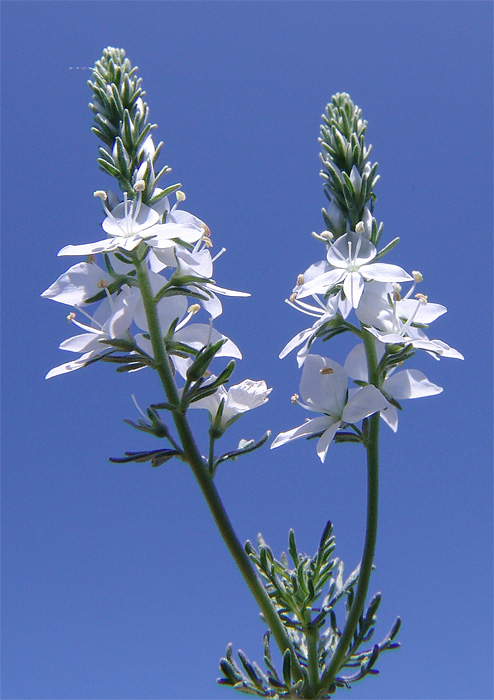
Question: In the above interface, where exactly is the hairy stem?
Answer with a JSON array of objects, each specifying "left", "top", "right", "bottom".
[{"left": 133, "top": 254, "right": 304, "bottom": 681}]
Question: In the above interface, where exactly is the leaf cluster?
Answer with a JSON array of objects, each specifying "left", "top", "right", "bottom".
[{"left": 218, "top": 524, "right": 400, "bottom": 698}]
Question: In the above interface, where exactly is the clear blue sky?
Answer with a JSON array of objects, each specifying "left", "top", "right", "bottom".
[{"left": 1, "top": 2, "right": 492, "bottom": 699}]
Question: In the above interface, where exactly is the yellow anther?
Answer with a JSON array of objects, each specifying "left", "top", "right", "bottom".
[
  {"left": 202, "top": 236, "right": 213, "bottom": 248},
  {"left": 176, "top": 191, "right": 186, "bottom": 202},
  {"left": 202, "top": 223, "right": 211, "bottom": 237},
  {"left": 392, "top": 283, "right": 402, "bottom": 301},
  {"left": 67, "top": 312, "right": 76, "bottom": 322},
  {"left": 188, "top": 303, "right": 201, "bottom": 315},
  {"left": 97, "top": 279, "right": 109, "bottom": 289},
  {"left": 289, "top": 293, "right": 297, "bottom": 303},
  {"left": 134, "top": 180, "right": 146, "bottom": 192},
  {"left": 320, "top": 231, "right": 334, "bottom": 241},
  {"left": 291, "top": 393, "right": 299, "bottom": 404},
  {"left": 296, "top": 274, "right": 304, "bottom": 286},
  {"left": 412, "top": 270, "right": 423, "bottom": 282},
  {"left": 93, "top": 190, "right": 107, "bottom": 200},
  {"left": 415, "top": 293, "right": 428, "bottom": 304},
  {"left": 355, "top": 221, "right": 365, "bottom": 234},
  {"left": 86, "top": 254, "right": 97, "bottom": 264},
  {"left": 320, "top": 367, "right": 334, "bottom": 375}
]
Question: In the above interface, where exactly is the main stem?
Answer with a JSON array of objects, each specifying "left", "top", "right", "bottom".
[
  {"left": 134, "top": 255, "right": 304, "bottom": 681},
  {"left": 318, "top": 329, "right": 380, "bottom": 695}
]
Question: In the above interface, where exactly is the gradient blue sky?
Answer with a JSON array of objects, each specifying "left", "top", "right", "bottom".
[{"left": 1, "top": 2, "right": 492, "bottom": 699}]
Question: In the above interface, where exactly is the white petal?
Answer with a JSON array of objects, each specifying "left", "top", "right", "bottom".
[
  {"left": 316, "top": 422, "right": 341, "bottom": 462},
  {"left": 58, "top": 239, "right": 117, "bottom": 256},
  {"left": 41, "top": 262, "right": 109, "bottom": 306},
  {"left": 383, "top": 370, "right": 443, "bottom": 399},
  {"left": 342, "top": 385, "right": 389, "bottom": 423},
  {"left": 300, "top": 355, "right": 347, "bottom": 414},
  {"left": 296, "top": 269, "right": 345, "bottom": 299},
  {"left": 380, "top": 405, "right": 399, "bottom": 432},
  {"left": 271, "top": 415, "right": 334, "bottom": 449},
  {"left": 343, "top": 271, "right": 364, "bottom": 308},
  {"left": 361, "top": 262, "right": 413, "bottom": 283}
]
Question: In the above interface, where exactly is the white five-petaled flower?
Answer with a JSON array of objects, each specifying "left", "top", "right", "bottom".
[
  {"left": 356, "top": 282, "right": 464, "bottom": 359},
  {"left": 58, "top": 191, "right": 204, "bottom": 257},
  {"left": 344, "top": 342, "right": 443, "bottom": 431},
  {"left": 271, "top": 354, "right": 388, "bottom": 462},
  {"left": 190, "top": 378, "right": 272, "bottom": 430},
  {"left": 296, "top": 232, "right": 412, "bottom": 309}
]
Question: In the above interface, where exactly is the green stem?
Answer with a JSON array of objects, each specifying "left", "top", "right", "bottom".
[
  {"left": 305, "top": 624, "right": 320, "bottom": 698},
  {"left": 318, "top": 328, "right": 380, "bottom": 695},
  {"left": 133, "top": 255, "right": 304, "bottom": 681}
]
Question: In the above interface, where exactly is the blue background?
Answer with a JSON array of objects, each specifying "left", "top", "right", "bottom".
[{"left": 1, "top": 2, "right": 492, "bottom": 699}]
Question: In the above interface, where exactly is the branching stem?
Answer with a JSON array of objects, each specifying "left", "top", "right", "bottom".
[{"left": 133, "top": 254, "right": 305, "bottom": 682}]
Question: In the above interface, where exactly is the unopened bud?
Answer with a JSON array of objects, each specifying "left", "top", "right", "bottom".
[
  {"left": 291, "top": 393, "right": 299, "bottom": 404},
  {"left": 412, "top": 270, "right": 423, "bottom": 282},
  {"left": 93, "top": 190, "right": 107, "bottom": 200},
  {"left": 134, "top": 180, "right": 146, "bottom": 192},
  {"left": 355, "top": 221, "right": 365, "bottom": 234},
  {"left": 320, "top": 367, "right": 334, "bottom": 375},
  {"left": 415, "top": 293, "right": 428, "bottom": 304},
  {"left": 296, "top": 274, "right": 304, "bottom": 286},
  {"left": 176, "top": 191, "right": 186, "bottom": 202}
]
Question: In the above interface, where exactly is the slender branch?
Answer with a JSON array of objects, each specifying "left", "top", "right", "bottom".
[
  {"left": 318, "top": 329, "right": 380, "bottom": 694},
  {"left": 133, "top": 254, "right": 305, "bottom": 682}
]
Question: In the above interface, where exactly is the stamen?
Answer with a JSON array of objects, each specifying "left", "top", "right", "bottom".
[
  {"left": 355, "top": 221, "right": 365, "bottom": 234},
  {"left": 320, "top": 367, "right": 334, "bottom": 375},
  {"left": 212, "top": 247, "right": 226, "bottom": 263},
  {"left": 291, "top": 393, "right": 299, "bottom": 404},
  {"left": 176, "top": 191, "right": 186, "bottom": 202},
  {"left": 134, "top": 180, "right": 146, "bottom": 192},
  {"left": 412, "top": 270, "right": 423, "bottom": 282},
  {"left": 415, "top": 293, "right": 428, "bottom": 304},
  {"left": 296, "top": 274, "right": 304, "bottom": 286},
  {"left": 67, "top": 312, "right": 76, "bottom": 322}
]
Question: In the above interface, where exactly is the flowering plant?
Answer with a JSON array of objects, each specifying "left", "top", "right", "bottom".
[{"left": 43, "top": 48, "right": 462, "bottom": 698}]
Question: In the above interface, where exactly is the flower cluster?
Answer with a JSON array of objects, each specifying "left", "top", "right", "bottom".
[
  {"left": 272, "top": 95, "right": 463, "bottom": 463},
  {"left": 42, "top": 180, "right": 274, "bottom": 435}
]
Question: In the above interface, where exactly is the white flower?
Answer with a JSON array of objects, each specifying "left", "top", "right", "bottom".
[
  {"left": 271, "top": 354, "right": 388, "bottom": 462},
  {"left": 58, "top": 191, "right": 203, "bottom": 257},
  {"left": 296, "top": 232, "right": 412, "bottom": 308},
  {"left": 356, "top": 282, "right": 464, "bottom": 359},
  {"left": 45, "top": 286, "right": 136, "bottom": 379},
  {"left": 191, "top": 378, "right": 272, "bottom": 430},
  {"left": 344, "top": 342, "right": 443, "bottom": 431}
]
